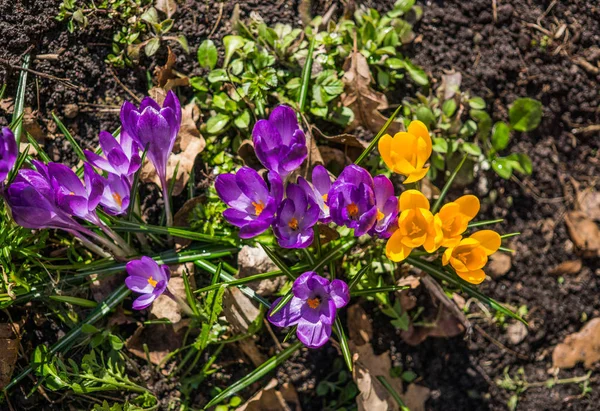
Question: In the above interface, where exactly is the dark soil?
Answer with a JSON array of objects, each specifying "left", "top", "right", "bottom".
[{"left": 2, "top": 0, "right": 600, "bottom": 410}]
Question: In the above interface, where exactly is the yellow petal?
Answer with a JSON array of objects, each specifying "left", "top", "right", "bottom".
[
  {"left": 378, "top": 134, "right": 394, "bottom": 169},
  {"left": 393, "top": 156, "right": 417, "bottom": 175},
  {"left": 455, "top": 195, "right": 480, "bottom": 220},
  {"left": 456, "top": 269, "right": 486, "bottom": 285},
  {"left": 442, "top": 247, "right": 453, "bottom": 266},
  {"left": 441, "top": 236, "right": 462, "bottom": 248},
  {"left": 404, "top": 166, "right": 430, "bottom": 184},
  {"left": 400, "top": 190, "right": 430, "bottom": 211},
  {"left": 386, "top": 231, "right": 413, "bottom": 262},
  {"left": 407, "top": 120, "right": 431, "bottom": 150},
  {"left": 470, "top": 230, "right": 501, "bottom": 256},
  {"left": 415, "top": 136, "right": 431, "bottom": 169}
]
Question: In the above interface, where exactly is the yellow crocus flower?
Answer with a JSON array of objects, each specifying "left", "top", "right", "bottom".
[
  {"left": 438, "top": 195, "right": 480, "bottom": 248},
  {"left": 442, "top": 230, "right": 501, "bottom": 284},
  {"left": 386, "top": 190, "right": 442, "bottom": 262},
  {"left": 378, "top": 120, "right": 432, "bottom": 184}
]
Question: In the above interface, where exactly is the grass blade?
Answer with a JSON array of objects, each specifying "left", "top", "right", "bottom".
[
  {"left": 269, "top": 291, "right": 293, "bottom": 316},
  {"left": 5, "top": 284, "right": 131, "bottom": 391},
  {"left": 354, "top": 104, "right": 403, "bottom": 166},
  {"left": 333, "top": 318, "right": 352, "bottom": 372},
  {"left": 12, "top": 54, "right": 30, "bottom": 146},
  {"left": 298, "top": 37, "right": 316, "bottom": 113},
  {"left": 406, "top": 256, "right": 527, "bottom": 325},
  {"left": 203, "top": 340, "right": 303, "bottom": 409},
  {"left": 182, "top": 265, "right": 201, "bottom": 318},
  {"left": 311, "top": 239, "right": 356, "bottom": 273},
  {"left": 468, "top": 218, "right": 504, "bottom": 228},
  {"left": 376, "top": 376, "right": 409, "bottom": 411},
  {"left": 26, "top": 132, "right": 51, "bottom": 162},
  {"left": 259, "top": 243, "right": 296, "bottom": 280},
  {"left": 348, "top": 265, "right": 371, "bottom": 290},
  {"left": 52, "top": 112, "right": 86, "bottom": 162},
  {"left": 113, "top": 220, "right": 235, "bottom": 244},
  {"left": 350, "top": 285, "right": 409, "bottom": 297},
  {"left": 48, "top": 295, "right": 98, "bottom": 308},
  {"left": 431, "top": 154, "right": 468, "bottom": 213}
]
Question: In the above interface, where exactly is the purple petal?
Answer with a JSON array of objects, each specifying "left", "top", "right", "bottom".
[
  {"left": 215, "top": 173, "right": 250, "bottom": 210},
  {"left": 329, "top": 280, "right": 349, "bottom": 309},
  {"left": 267, "top": 296, "right": 303, "bottom": 327},
  {"left": 85, "top": 150, "right": 113, "bottom": 173},
  {"left": 312, "top": 165, "right": 331, "bottom": 196},
  {"left": 286, "top": 183, "right": 307, "bottom": 215},
  {"left": 280, "top": 142, "right": 308, "bottom": 174},
  {"left": 132, "top": 293, "right": 157, "bottom": 310},
  {"left": 125, "top": 276, "right": 155, "bottom": 294},
  {"left": 373, "top": 175, "right": 395, "bottom": 208},
  {"left": 139, "top": 96, "right": 161, "bottom": 112},
  {"left": 268, "top": 172, "right": 283, "bottom": 204},
  {"left": 268, "top": 105, "right": 299, "bottom": 146},
  {"left": 356, "top": 206, "right": 378, "bottom": 237},
  {"left": 126, "top": 256, "right": 160, "bottom": 280},
  {"left": 253, "top": 119, "right": 282, "bottom": 151},
  {"left": 163, "top": 90, "right": 182, "bottom": 123},
  {"left": 48, "top": 163, "right": 85, "bottom": 196},
  {"left": 297, "top": 318, "right": 332, "bottom": 348},
  {"left": 236, "top": 167, "right": 268, "bottom": 204},
  {"left": 238, "top": 218, "right": 272, "bottom": 238},
  {"left": 84, "top": 164, "right": 106, "bottom": 210},
  {"left": 292, "top": 271, "right": 317, "bottom": 299},
  {"left": 223, "top": 208, "right": 253, "bottom": 227}
]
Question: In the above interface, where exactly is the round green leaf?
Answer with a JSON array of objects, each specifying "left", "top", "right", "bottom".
[
  {"left": 197, "top": 39, "right": 218, "bottom": 69},
  {"left": 492, "top": 158, "right": 513, "bottom": 179},
  {"left": 442, "top": 99, "right": 457, "bottom": 117},
  {"left": 509, "top": 98, "right": 542, "bottom": 132},
  {"left": 223, "top": 35, "right": 245, "bottom": 67},
  {"left": 206, "top": 113, "right": 230, "bottom": 134},
  {"left": 491, "top": 121, "right": 511, "bottom": 151},
  {"left": 432, "top": 137, "right": 448, "bottom": 153},
  {"left": 144, "top": 38, "right": 160, "bottom": 57},
  {"left": 405, "top": 61, "right": 429, "bottom": 86},
  {"left": 461, "top": 142, "right": 482, "bottom": 156},
  {"left": 415, "top": 106, "right": 435, "bottom": 128},
  {"left": 468, "top": 96, "right": 486, "bottom": 110}
]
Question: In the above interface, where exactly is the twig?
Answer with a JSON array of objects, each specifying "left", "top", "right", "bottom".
[
  {"left": 474, "top": 324, "right": 529, "bottom": 360},
  {"left": 264, "top": 319, "right": 284, "bottom": 351},
  {"left": 0, "top": 58, "right": 79, "bottom": 90},
  {"left": 208, "top": 1, "right": 224, "bottom": 38},
  {"left": 422, "top": 274, "right": 472, "bottom": 337},
  {"left": 492, "top": 0, "right": 497, "bottom": 24},
  {"left": 108, "top": 67, "right": 141, "bottom": 103}
]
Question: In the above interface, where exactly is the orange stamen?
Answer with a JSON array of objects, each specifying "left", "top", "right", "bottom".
[
  {"left": 288, "top": 217, "right": 299, "bottom": 230},
  {"left": 347, "top": 203, "right": 359, "bottom": 218},
  {"left": 307, "top": 297, "right": 321, "bottom": 309},
  {"left": 147, "top": 276, "right": 158, "bottom": 288},
  {"left": 322, "top": 193, "right": 328, "bottom": 202},
  {"left": 376, "top": 209, "right": 385, "bottom": 221},
  {"left": 252, "top": 200, "right": 265, "bottom": 216},
  {"left": 112, "top": 192, "right": 123, "bottom": 207}
]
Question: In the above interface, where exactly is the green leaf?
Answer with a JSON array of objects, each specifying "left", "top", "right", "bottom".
[
  {"left": 386, "top": 58, "right": 405, "bottom": 69},
  {"left": 223, "top": 35, "right": 245, "bottom": 67},
  {"left": 461, "top": 142, "right": 482, "bottom": 156},
  {"left": 509, "top": 98, "right": 542, "bottom": 132},
  {"left": 52, "top": 112, "right": 87, "bottom": 162},
  {"left": 394, "top": 0, "right": 416, "bottom": 13},
  {"left": 355, "top": 105, "right": 403, "bottom": 165},
  {"left": 468, "top": 97, "right": 486, "bottom": 110},
  {"left": 49, "top": 295, "right": 98, "bottom": 308},
  {"left": 145, "top": 38, "right": 160, "bottom": 56},
  {"left": 469, "top": 109, "right": 492, "bottom": 141},
  {"left": 204, "top": 341, "right": 303, "bottom": 409},
  {"left": 491, "top": 121, "right": 511, "bottom": 151},
  {"left": 442, "top": 99, "right": 457, "bottom": 117},
  {"left": 206, "top": 113, "right": 230, "bottom": 134},
  {"left": 207, "top": 69, "right": 228, "bottom": 83},
  {"left": 415, "top": 106, "right": 435, "bottom": 128},
  {"left": 431, "top": 155, "right": 467, "bottom": 213},
  {"left": 517, "top": 153, "right": 533, "bottom": 175},
  {"left": 259, "top": 244, "right": 296, "bottom": 281},
  {"left": 233, "top": 109, "right": 251, "bottom": 129},
  {"left": 197, "top": 39, "right": 218, "bottom": 69},
  {"left": 492, "top": 157, "right": 513, "bottom": 179},
  {"left": 333, "top": 318, "right": 353, "bottom": 372},
  {"left": 404, "top": 60, "right": 428, "bottom": 86},
  {"left": 432, "top": 137, "right": 448, "bottom": 153},
  {"left": 176, "top": 35, "right": 189, "bottom": 53}
]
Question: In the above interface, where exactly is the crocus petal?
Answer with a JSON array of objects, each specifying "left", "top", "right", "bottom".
[
  {"left": 407, "top": 120, "right": 432, "bottom": 153},
  {"left": 48, "top": 163, "right": 85, "bottom": 195},
  {"left": 378, "top": 134, "right": 394, "bottom": 170},
  {"left": 292, "top": 271, "right": 316, "bottom": 299},
  {"left": 456, "top": 269, "right": 486, "bottom": 285},
  {"left": 126, "top": 256, "right": 160, "bottom": 280},
  {"left": 238, "top": 218, "right": 273, "bottom": 238},
  {"left": 268, "top": 296, "right": 303, "bottom": 327},
  {"left": 404, "top": 167, "right": 429, "bottom": 184},
  {"left": 399, "top": 189, "right": 430, "bottom": 211},
  {"left": 356, "top": 206, "right": 378, "bottom": 237},
  {"left": 297, "top": 318, "right": 332, "bottom": 348},
  {"left": 268, "top": 105, "right": 299, "bottom": 146},
  {"left": 125, "top": 276, "right": 155, "bottom": 294},
  {"left": 329, "top": 280, "right": 349, "bottom": 309},
  {"left": 455, "top": 195, "right": 480, "bottom": 219},
  {"left": 215, "top": 173, "right": 249, "bottom": 209},
  {"left": 312, "top": 165, "right": 331, "bottom": 195},
  {"left": 386, "top": 230, "right": 413, "bottom": 262},
  {"left": 268, "top": 172, "right": 283, "bottom": 204},
  {"left": 132, "top": 293, "right": 157, "bottom": 310},
  {"left": 470, "top": 230, "right": 501, "bottom": 255},
  {"left": 236, "top": 167, "right": 269, "bottom": 204},
  {"left": 280, "top": 142, "right": 308, "bottom": 174},
  {"left": 373, "top": 175, "right": 395, "bottom": 207}
]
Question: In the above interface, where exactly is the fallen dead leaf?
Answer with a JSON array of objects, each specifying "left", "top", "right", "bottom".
[
  {"left": 154, "top": 48, "right": 189, "bottom": 90},
  {"left": 438, "top": 71, "right": 462, "bottom": 101},
  {"left": 0, "top": 323, "right": 20, "bottom": 389},
  {"left": 403, "top": 383, "right": 431, "bottom": 411},
  {"left": 149, "top": 263, "right": 194, "bottom": 323},
  {"left": 341, "top": 47, "right": 401, "bottom": 135},
  {"left": 90, "top": 273, "right": 127, "bottom": 303},
  {"left": 564, "top": 211, "right": 600, "bottom": 258},
  {"left": 549, "top": 260, "right": 583, "bottom": 276},
  {"left": 419, "top": 177, "right": 440, "bottom": 202},
  {"left": 238, "top": 245, "right": 284, "bottom": 297},
  {"left": 347, "top": 304, "right": 373, "bottom": 346},
  {"left": 314, "top": 223, "right": 340, "bottom": 246},
  {"left": 553, "top": 317, "right": 600, "bottom": 369},
  {"left": 319, "top": 146, "right": 351, "bottom": 170},
  {"left": 140, "top": 100, "right": 205, "bottom": 196},
  {"left": 506, "top": 321, "right": 528, "bottom": 345},
  {"left": 126, "top": 321, "right": 188, "bottom": 366},
  {"left": 237, "top": 139, "right": 264, "bottom": 170},
  {"left": 401, "top": 305, "right": 464, "bottom": 346},
  {"left": 487, "top": 252, "right": 512, "bottom": 278},
  {"left": 239, "top": 378, "right": 301, "bottom": 411},
  {"left": 397, "top": 274, "right": 421, "bottom": 289},
  {"left": 155, "top": 0, "right": 176, "bottom": 18},
  {"left": 311, "top": 125, "right": 368, "bottom": 149}
]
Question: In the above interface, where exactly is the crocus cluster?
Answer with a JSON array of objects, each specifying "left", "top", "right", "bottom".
[
  {"left": 215, "top": 105, "right": 398, "bottom": 248},
  {"left": 5, "top": 92, "right": 182, "bottom": 258}
]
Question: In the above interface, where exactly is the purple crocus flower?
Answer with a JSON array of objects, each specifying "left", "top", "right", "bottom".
[
  {"left": 99, "top": 173, "right": 130, "bottom": 215},
  {"left": 268, "top": 272, "right": 349, "bottom": 348},
  {"left": 252, "top": 105, "right": 307, "bottom": 179},
  {"left": 298, "top": 165, "right": 331, "bottom": 222},
  {"left": 125, "top": 256, "right": 171, "bottom": 310},
  {"left": 120, "top": 91, "right": 181, "bottom": 185},
  {"left": 215, "top": 167, "right": 283, "bottom": 239},
  {"left": 48, "top": 163, "right": 105, "bottom": 222},
  {"left": 84, "top": 131, "right": 141, "bottom": 180},
  {"left": 273, "top": 183, "right": 319, "bottom": 248},
  {"left": 6, "top": 163, "right": 78, "bottom": 230},
  {"left": 0, "top": 127, "right": 17, "bottom": 182},
  {"left": 327, "top": 165, "right": 378, "bottom": 237},
  {"left": 368, "top": 175, "right": 398, "bottom": 238}
]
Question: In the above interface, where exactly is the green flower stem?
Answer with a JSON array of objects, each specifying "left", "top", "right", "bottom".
[{"left": 354, "top": 104, "right": 403, "bottom": 166}]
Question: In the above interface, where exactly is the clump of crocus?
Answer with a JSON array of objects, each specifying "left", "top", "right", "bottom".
[
  {"left": 0, "top": 127, "right": 17, "bottom": 183},
  {"left": 125, "top": 256, "right": 171, "bottom": 310},
  {"left": 252, "top": 105, "right": 307, "bottom": 180},
  {"left": 386, "top": 190, "right": 442, "bottom": 261},
  {"left": 437, "top": 195, "right": 480, "bottom": 247},
  {"left": 99, "top": 174, "right": 130, "bottom": 215},
  {"left": 272, "top": 183, "right": 319, "bottom": 248},
  {"left": 327, "top": 165, "right": 378, "bottom": 237},
  {"left": 378, "top": 120, "right": 432, "bottom": 184},
  {"left": 120, "top": 91, "right": 181, "bottom": 225},
  {"left": 84, "top": 131, "right": 141, "bottom": 181},
  {"left": 215, "top": 167, "right": 282, "bottom": 239},
  {"left": 268, "top": 272, "right": 349, "bottom": 348},
  {"left": 442, "top": 230, "right": 501, "bottom": 284},
  {"left": 298, "top": 165, "right": 332, "bottom": 223}
]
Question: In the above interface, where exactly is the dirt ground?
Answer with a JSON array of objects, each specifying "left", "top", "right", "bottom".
[{"left": 1, "top": 0, "right": 599, "bottom": 410}]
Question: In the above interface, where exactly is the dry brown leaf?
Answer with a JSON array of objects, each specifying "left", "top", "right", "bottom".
[
  {"left": 397, "top": 274, "right": 421, "bottom": 289},
  {"left": 239, "top": 378, "right": 302, "bottom": 411},
  {"left": 149, "top": 263, "right": 194, "bottom": 324},
  {"left": 140, "top": 101, "right": 205, "bottom": 196},
  {"left": 319, "top": 146, "right": 351, "bottom": 169},
  {"left": 238, "top": 245, "right": 284, "bottom": 297},
  {"left": 487, "top": 252, "right": 512, "bottom": 278},
  {"left": 0, "top": 98, "right": 14, "bottom": 113},
  {"left": 341, "top": 49, "right": 402, "bottom": 135},
  {"left": 401, "top": 305, "right": 464, "bottom": 346},
  {"left": 126, "top": 321, "right": 188, "bottom": 366},
  {"left": 403, "top": 384, "right": 431, "bottom": 411},
  {"left": 438, "top": 71, "right": 462, "bottom": 101},
  {"left": 155, "top": 0, "right": 176, "bottom": 18},
  {"left": 552, "top": 317, "right": 600, "bottom": 369},
  {"left": 311, "top": 125, "right": 368, "bottom": 149},
  {"left": 237, "top": 140, "right": 263, "bottom": 170},
  {"left": 564, "top": 211, "right": 600, "bottom": 258},
  {"left": 0, "top": 323, "right": 20, "bottom": 389},
  {"left": 549, "top": 260, "right": 583, "bottom": 276},
  {"left": 347, "top": 304, "right": 373, "bottom": 346},
  {"left": 90, "top": 273, "right": 126, "bottom": 303},
  {"left": 579, "top": 191, "right": 600, "bottom": 221},
  {"left": 154, "top": 48, "right": 188, "bottom": 90}
]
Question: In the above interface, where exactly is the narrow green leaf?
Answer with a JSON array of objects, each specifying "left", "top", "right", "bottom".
[
  {"left": 49, "top": 295, "right": 98, "bottom": 308},
  {"left": 333, "top": 318, "right": 352, "bottom": 372},
  {"left": 377, "top": 376, "right": 409, "bottom": 410},
  {"left": 311, "top": 240, "right": 357, "bottom": 273},
  {"left": 348, "top": 265, "right": 370, "bottom": 290},
  {"left": 12, "top": 54, "right": 29, "bottom": 146},
  {"left": 431, "top": 154, "right": 468, "bottom": 213},
  {"left": 350, "top": 285, "right": 409, "bottom": 296},
  {"left": 26, "top": 132, "right": 51, "bottom": 162},
  {"left": 113, "top": 220, "right": 234, "bottom": 244},
  {"left": 204, "top": 341, "right": 303, "bottom": 409},
  {"left": 298, "top": 37, "right": 316, "bottom": 113},
  {"left": 468, "top": 218, "right": 504, "bottom": 228},
  {"left": 405, "top": 257, "right": 527, "bottom": 325},
  {"left": 52, "top": 112, "right": 86, "bottom": 161},
  {"left": 182, "top": 265, "right": 201, "bottom": 318},
  {"left": 355, "top": 105, "right": 403, "bottom": 165},
  {"left": 269, "top": 290, "right": 293, "bottom": 316},
  {"left": 260, "top": 244, "right": 296, "bottom": 281}
]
